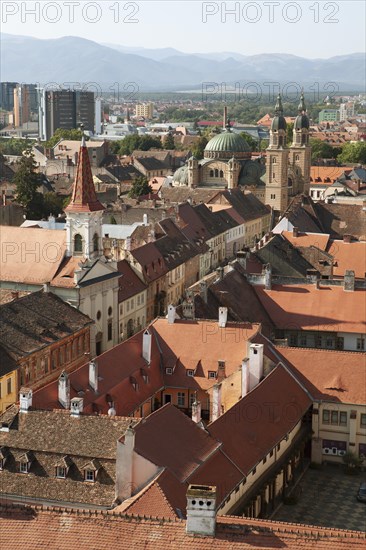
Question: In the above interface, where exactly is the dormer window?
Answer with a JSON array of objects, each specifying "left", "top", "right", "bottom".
[
  {"left": 20, "top": 462, "right": 29, "bottom": 473},
  {"left": 208, "top": 371, "right": 217, "bottom": 379},
  {"left": 82, "top": 459, "right": 100, "bottom": 482},
  {"left": 18, "top": 452, "right": 32, "bottom": 474},
  {"left": 187, "top": 370, "right": 194, "bottom": 377},
  {"left": 56, "top": 466, "right": 66, "bottom": 479},
  {"left": 166, "top": 368, "right": 173, "bottom": 375}
]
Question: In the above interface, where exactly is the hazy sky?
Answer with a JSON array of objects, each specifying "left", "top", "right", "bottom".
[{"left": 2, "top": 1, "right": 365, "bottom": 58}]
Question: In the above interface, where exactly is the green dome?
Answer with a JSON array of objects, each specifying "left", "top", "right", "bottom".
[
  {"left": 294, "top": 113, "right": 309, "bottom": 130},
  {"left": 173, "top": 165, "right": 189, "bottom": 185},
  {"left": 205, "top": 129, "right": 250, "bottom": 154}
]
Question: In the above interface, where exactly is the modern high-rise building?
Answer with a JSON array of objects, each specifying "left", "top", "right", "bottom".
[
  {"left": 0, "top": 82, "right": 17, "bottom": 112},
  {"left": 38, "top": 89, "right": 95, "bottom": 141},
  {"left": 95, "top": 97, "right": 102, "bottom": 135}
]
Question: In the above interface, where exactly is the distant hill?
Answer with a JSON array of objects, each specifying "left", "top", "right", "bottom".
[{"left": 2, "top": 34, "right": 365, "bottom": 92}]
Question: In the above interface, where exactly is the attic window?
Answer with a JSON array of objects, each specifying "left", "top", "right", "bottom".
[
  {"left": 85, "top": 470, "right": 95, "bottom": 482},
  {"left": 166, "top": 368, "right": 173, "bottom": 375},
  {"left": 19, "top": 462, "right": 29, "bottom": 473},
  {"left": 187, "top": 370, "right": 194, "bottom": 377},
  {"left": 208, "top": 371, "right": 216, "bottom": 379},
  {"left": 56, "top": 466, "right": 66, "bottom": 479},
  {"left": 82, "top": 459, "right": 100, "bottom": 482}
]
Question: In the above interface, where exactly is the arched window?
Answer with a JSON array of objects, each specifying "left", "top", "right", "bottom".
[
  {"left": 272, "top": 157, "right": 277, "bottom": 164},
  {"left": 74, "top": 234, "right": 83, "bottom": 253},
  {"left": 219, "top": 170, "right": 224, "bottom": 178},
  {"left": 209, "top": 169, "right": 214, "bottom": 177},
  {"left": 93, "top": 233, "right": 99, "bottom": 252},
  {"left": 295, "top": 154, "right": 300, "bottom": 161},
  {"left": 278, "top": 136, "right": 284, "bottom": 146},
  {"left": 301, "top": 134, "right": 306, "bottom": 145},
  {"left": 214, "top": 169, "right": 219, "bottom": 177}
]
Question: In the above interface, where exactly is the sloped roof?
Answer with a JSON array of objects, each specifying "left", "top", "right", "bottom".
[
  {"left": 0, "top": 226, "right": 66, "bottom": 284},
  {"left": 208, "top": 365, "right": 312, "bottom": 475},
  {"left": 134, "top": 404, "right": 221, "bottom": 482},
  {"left": 33, "top": 328, "right": 164, "bottom": 416},
  {"left": 117, "top": 259, "right": 147, "bottom": 302},
  {"left": 254, "top": 284, "right": 366, "bottom": 334},
  {"left": 1, "top": 505, "right": 364, "bottom": 549},
  {"left": 276, "top": 347, "right": 366, "bottom": 405}
]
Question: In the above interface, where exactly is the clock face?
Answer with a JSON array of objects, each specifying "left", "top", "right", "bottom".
[{"left": 74, "top": 217, "right": 82, "bottom": 228}]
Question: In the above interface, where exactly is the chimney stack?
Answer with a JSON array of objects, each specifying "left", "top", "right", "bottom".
[
  {"left": 199, "top": 281, "right": 208, "bottom": 304},
  {"left": 167, "top": 304, "right": 176, "bottom": 324},
  {"left": 58, "top": 371, "right": 70, "bottom": 409},
  {"left": 70, "top": 397, "right": 83, "bottom": 417},
  {"left": 191, "top": 398, "right": 202, "bottom": 424},
  {"left": 142, "top": 329, "right": 152, "bottom": 364},
  {"left": 218, "top": 306, "right": 228, "bottom": 328},
  {"left": 241, "top": 358, "right": 249, "bottom": 398},
  {"left": 249, "top": 343, "right": 264, "bottom": 391},
  {"left": 235, "top": 250, "right": 247, "bottom": 269},
  {"left": 343, "top": 234, "right": 352, "bottom": 243},
  {"left": 217, "top": 360, "right": 226, "bottom": 382},
  {"left": 264, "top": 263, "right": 272, "bottom": 290},
  {"left": 186, "top": 485, "right": 216, "bottom": 536},
  {"left": 292, "top": 226, "right": 299, "bottom": 238},
  {"left": 19, "top": 388, "right": 33, "bottom": 413},
  {"left": 344, "top": 270, "right": 355, "bottom": 292},
  {"left": 216, "top": 266, "right": 224, "bottom": 281},
  {"left": 89, "top": 360, "right": 98, "bottom": 392},
  {"left": 211, "top": 383, "right": 222, "bottom": 422}
]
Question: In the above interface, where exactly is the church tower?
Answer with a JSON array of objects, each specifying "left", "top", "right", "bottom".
[
  {"left": 188, "top": 155, "right": 199, "bottom": 187},
  {"left": 265, "top": 94, "right": 289, "bottom": 214},
  {"left": 65, "top": 136, "right": 104, "bottom": 259},
  {"left": 289, "top": 93, "right": 311, "bottom": 195}
]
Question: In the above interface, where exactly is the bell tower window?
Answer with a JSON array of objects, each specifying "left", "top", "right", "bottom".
[
  {"left": 93, "top": 233, "right": 99, "bottom": 253},
  {"left": 74, "top": 234, "right": 83, "bottom": 254}
]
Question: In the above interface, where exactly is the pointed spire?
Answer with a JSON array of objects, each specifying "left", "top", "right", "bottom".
[
  {"left": 298, "top": 92, "right": 306, "bottom": 113},
  {"left": 275, "top": 94, "right": 283, "bottom": 115},
  {"left": 65, "top": 137, "right": 104, "bottom": 213}
]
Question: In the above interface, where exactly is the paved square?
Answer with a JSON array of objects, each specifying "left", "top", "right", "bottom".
[{"left": 273, "top": 465, "right": 366, "bottom": 532}]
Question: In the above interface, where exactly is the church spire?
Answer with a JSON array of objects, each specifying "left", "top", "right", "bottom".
[
  {"left": 65, "top": 137, "right": 104, "bottom": 213},
  {"left": 275, "top": 93, "right": 283, "bottom": 115},
  {"left": 298, "top": 92, "right": 306, "bottom": 113}
]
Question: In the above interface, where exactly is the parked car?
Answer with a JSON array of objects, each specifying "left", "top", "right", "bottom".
[{"left": 356, "top": 482, "right": 366, "bottom": 502}]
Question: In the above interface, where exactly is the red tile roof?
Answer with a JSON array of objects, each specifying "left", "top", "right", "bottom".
[
  {"left": 208, "top": 365, "right": 312, "bottom": 475},
  {"left": 276, "top": 347, "right": 366, "bottom": 405},
  {"left": 1, "top": 505, "right": 364, "bottom": 549},
  {"left": 134, "top": 404, "right": 220, "bottom": 482},
  {"left": 33, "top": 329, "right": 164, "bottom": 416},
  {"left": 282, "top": 231, "right": 330, "bottom": 251},
  {"left": 65, "top": 139, "right": 104, "bottom": 213},
  {"left": 327, "top": 240, "right": 366, "bottom": 279},
  {"left": 254, "top": 284, "right": 366, "bottom": 334},
  {"left": 117, "top": 259, "right": 147, "bottom": 302}
]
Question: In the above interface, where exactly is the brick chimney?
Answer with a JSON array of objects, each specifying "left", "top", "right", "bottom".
[
  {"left": 186, "top": 485, "right": 216, "bottom": 536},
  {"left": 217, "top": 360, "right": 226, "bottom": 382},
  {"left": 58, "top": 371, "right": 70, "bottom": 409},
  {"left": 344, "top": 270, "right": 355, "bottom": 292},
  {"left": 211, "top": 383, "right": 222, "bottom": 421},
  {"left": 19, "top": 388, "right": 33, "bottom": 413},
  {"left": 343, "top": 234, "right": 352, "bottom": 243},
  {"left": 292, "top": 226, "right": 299, "bottom": 238}
]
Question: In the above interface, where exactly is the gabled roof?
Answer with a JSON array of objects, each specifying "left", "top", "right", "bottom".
[
  {"left": 211, "top": 189, "right": 270, "bottom": 221},
  {"left": 134, "top": 403, "right": 220, "bottom": 482},
  {"left": 117, "top": 259, "right": 147, "bottom": 302},
  {"left": 208, "top": 365, "right": 312, "bottom": 475},
  {"left": 130, "top": 242, "right": 168, "bottom": 283},
  {"left": 255, "top": 234, "right": 315, "bottom": 278},
  {"left": 65, "top": 138, "right": 104, "bottom": 213}
]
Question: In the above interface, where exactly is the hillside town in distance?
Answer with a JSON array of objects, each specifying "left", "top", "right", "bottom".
[{"left": 0, "top": 62, "right": 366, "bottom": 548}]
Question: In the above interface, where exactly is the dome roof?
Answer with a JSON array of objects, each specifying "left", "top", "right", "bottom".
[
  {"left": 173, "top": 165, "right": 189, "bottom": 185},
  {"left": 204, "top": 129, "right": 250, "bottom": 154},
  {"left": 294, "top": 113, "right": 309, "bottom": 130},
  {"left": 271, "top": 115, "right": 287, "bottom": 131}
]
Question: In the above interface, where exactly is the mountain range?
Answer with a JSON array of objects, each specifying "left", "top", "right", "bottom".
[{"left": 2, "top": 34, "right": 365, "bottom": 92}]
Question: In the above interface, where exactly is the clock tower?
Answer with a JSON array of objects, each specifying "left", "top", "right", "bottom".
[{"left": 65, "top": 136, "right": 104, "bottom": 259}]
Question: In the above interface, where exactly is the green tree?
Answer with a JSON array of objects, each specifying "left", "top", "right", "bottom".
[
  {"left": 116, "top": 134, "right": 163, "bottom": 156},
  {"left": 240, "top": 132, "right": 258, "bottom": 152},
  {"left": 128, "top": 176, "right": 153, "bottom": 198},
  {"left": 42, "top": 192, "right": 66, "bottom": 217},
  {"left": 191, "top": 136, "right": 208, "bottom": 160},
  {"left": 337, "top": 142, "right": 366, "bottom": 165},
  {"left": 0, "top": 137, "right": 33, "bottom": 156},
  {"left": 310, "top": 138, "right": 341, "bottom": 162},
  {"left": 43, "top": 128, "right": 86, "bottom": 148},
  {"left": 13, "top": 151, "right": 42, "bottom": 215},
  {"left": 260, "top": 139, "right": 269, "bottom": 151},
  {"left": 164, "top": 133, "right": 176, "bottom": 150}
]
